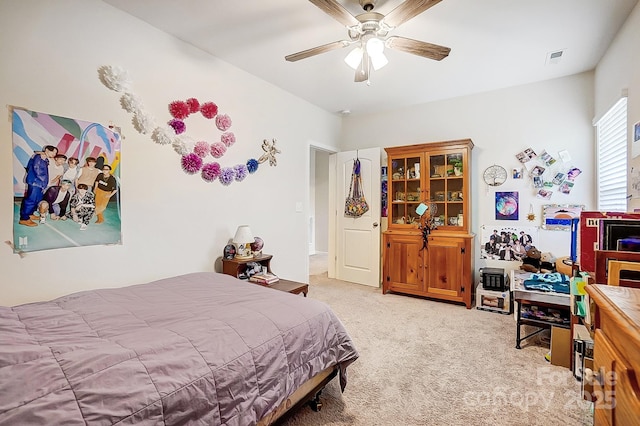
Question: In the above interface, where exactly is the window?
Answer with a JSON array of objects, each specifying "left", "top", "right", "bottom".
[{"left": 596, "top": 97, "right": 627, "bottom": 211}]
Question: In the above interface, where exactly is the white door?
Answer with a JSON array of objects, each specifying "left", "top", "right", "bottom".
[{"left": 330, "top": 148, "right": 381, "bottom": 287}]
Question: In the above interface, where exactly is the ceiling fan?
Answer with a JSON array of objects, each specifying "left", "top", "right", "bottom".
[{"left": 285, "top": 0, "right": 450, "bottom": 83}]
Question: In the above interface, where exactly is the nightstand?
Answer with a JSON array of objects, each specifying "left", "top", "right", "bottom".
[
  {"left": 221, "top": 254, "right": 309, "bottom": 296},
  {"left": 222, "top": 253, "right": 273, "bottom": 278}
]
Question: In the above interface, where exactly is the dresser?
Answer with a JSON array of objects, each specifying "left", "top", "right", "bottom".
[{"left": 585, "top": 284, "right": 640, "bottom": 425}]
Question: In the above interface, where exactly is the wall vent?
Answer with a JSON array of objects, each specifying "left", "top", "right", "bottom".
[{"left": 546, "top": 49, "right": 565, "bottom": 65}]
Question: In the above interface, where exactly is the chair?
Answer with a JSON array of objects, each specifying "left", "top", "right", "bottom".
[
  {"left": 594, "top": 250, "right": 640, "bottom": 286},
  {"left": 606, "top": 259, "right": 640, "bottom": 286}
]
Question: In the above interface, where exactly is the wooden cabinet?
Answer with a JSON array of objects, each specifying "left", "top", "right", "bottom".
[
  {"left": 382, "top": 140, "right": 474, "bottom": 309},
  {"left": 382, "top": 232, "right": 424, "bottom": 294},
  {"left": 585, "top": 284, "right": 640, "bottom": 425}
]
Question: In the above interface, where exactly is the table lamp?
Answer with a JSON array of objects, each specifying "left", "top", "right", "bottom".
[{"left": 233, "top": 225, "right": 254, "bottom": 259}]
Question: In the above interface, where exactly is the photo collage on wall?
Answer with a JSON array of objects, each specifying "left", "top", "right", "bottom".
[{"left": 515, "top": 147, "right": 582, "bottom": 199}]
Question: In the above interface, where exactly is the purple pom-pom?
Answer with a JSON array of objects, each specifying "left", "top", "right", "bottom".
[
  {"left": 247, "top": 159, "right": 259, "bottom": 173},
  {"left": 219, "top": 167, "right": 235, "bottom": 185},
  {"left": 234, "top": 164, "right": 248, "bottom": 181},
  {"left": 181, "top": 153, "right": 202, "bottom": 174},
  {"left": 169, "top": 119, "right": 186, "bottom": 135},
  {"left": 201, "top": 162, "right": 221, "bottom": 182}
]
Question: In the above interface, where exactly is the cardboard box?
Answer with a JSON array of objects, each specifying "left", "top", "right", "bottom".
[
  {"left": 579, "top": 211, "right": 640, "bottom": 273},
  {"left": 476, "top": 287, "right": 512, "bottom": 314},
  {"left": 550, "top": 326, "right": 571, "bottom": 369},
  {"left": 582, "top": 358, "right": 594, "bottom": 401}
]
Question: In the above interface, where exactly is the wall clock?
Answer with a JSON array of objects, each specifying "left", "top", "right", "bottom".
[{"left": 483, "top": 165, "right": 508, "bottom": 186}]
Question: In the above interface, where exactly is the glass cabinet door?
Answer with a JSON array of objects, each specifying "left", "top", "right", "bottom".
[
  {"left": 389, "top": 155, "right": 422, "bottom": 227},
  {"left": 428, "top": 151, "right": 465, "bottom": 228}
]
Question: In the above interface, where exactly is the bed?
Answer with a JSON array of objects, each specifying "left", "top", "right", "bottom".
[{"left": 0, "top": 272, "right": 358, "bottom": 425}]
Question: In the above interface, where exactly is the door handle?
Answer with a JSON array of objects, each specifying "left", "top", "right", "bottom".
[{"left": 373, "top": 222, "right": 379, "bottom": 228}]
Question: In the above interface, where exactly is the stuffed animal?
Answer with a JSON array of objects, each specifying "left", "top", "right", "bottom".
[
  {"left": 540, "top": 252, "right": 557, "bottom": 273},
  {"left": 520, "top": 246, "right": 542, "bottom": 273}
]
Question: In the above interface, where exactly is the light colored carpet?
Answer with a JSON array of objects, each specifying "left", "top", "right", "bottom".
[
  {"left": 309, "top": 252, "right": 328, "bottom": 276},
  {"left": 282, "top": 271, "right": 592, "bottom": 426}
]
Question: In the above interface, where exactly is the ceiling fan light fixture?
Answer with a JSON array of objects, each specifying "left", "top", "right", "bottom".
[
  {"left": 365, "top": 37, "right": 387, "bottom": 70},
  {"left": 344, "top": 47, "right": 363, "bottom": 70},
  {"left": 365, "top": 37, "right": 384, "bottom": 55},
  {"left": 370, "top": 51, "right": 388, "bottom": 70}
]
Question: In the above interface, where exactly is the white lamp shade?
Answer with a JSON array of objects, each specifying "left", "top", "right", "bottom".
[
  {"left": 370, "top": 52, "right": 388, "bottom": 70},
  {"left": 233, "top": 225, "right": 254, "bottom": 244},
  {"left": 344, "top": 47, "right": 363, "bottom": 70},
  {"left": 366, "top": 37, "right": 384, "bottom": 56},
  {"left": 366, "top": 38, "right": 388, "bottom": 71}
]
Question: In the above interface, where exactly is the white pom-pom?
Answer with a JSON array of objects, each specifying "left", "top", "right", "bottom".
[
  {"left": 120, "top": 93, "right": 143, "bottom": 113},
  {"left": 151, "top": 127, "right": 173, "bottom": 145},
  {"left": 132, "top": 112, "right": 155, "bottom": 134},
  {"left": 172, "top": 138, "right": 189, "bottom": 155},
  {"left": 98, "top": 65, "right": 132, "bottom": 92}
]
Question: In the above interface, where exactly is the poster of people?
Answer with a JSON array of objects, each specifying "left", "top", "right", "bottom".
[
  {"left": 480, "top": 225, "right": 539, "bottom": 261},
  {"left": 12, "top": 107, "right": 122, "bottom": 253}
]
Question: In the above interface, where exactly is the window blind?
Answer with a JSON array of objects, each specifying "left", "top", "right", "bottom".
[{"left": 596, "top": 97, "right": 627, "bottom": 211}]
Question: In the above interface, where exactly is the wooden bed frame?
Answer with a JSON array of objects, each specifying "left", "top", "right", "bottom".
[{"left": 258, "top": 365, "right": 339, "bottom": 425}]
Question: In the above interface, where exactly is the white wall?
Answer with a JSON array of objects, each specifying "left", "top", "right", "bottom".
[
  {"left": 341, "top": 72, "right": 596, "bottom": 271},
  {"left": 594, "top": 2, "right": 640, "bottom": 210},
  {"left": 314, "top": 151, "right": 330, "bottom": 253},
  {"left": 0, "top": 0, "right": 341, "bottom": 306}
]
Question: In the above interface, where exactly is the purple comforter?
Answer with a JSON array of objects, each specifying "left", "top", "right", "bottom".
[{"left": 0, "top": 272, "right": 358, "bottom": 425}]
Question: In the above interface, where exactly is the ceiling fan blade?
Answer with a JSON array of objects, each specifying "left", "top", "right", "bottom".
[
  {"left": 382, "top": 0, "right": 443, "bottom": 28},
  {"left": 386, "top": 36, "right": 450, "bottom": 61},
  {"left": 285, "top": 40, "right": 348, "bottom": 62},
  {"left": 309, "top": 0, "right": 360, "bottom": 27},
  {"left": 354, "top": 51, "right": 369, "bottom": 82}
]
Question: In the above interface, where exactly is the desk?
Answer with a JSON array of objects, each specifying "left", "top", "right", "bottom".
[{"left": 511, "top": 270, "right": 571, "bottom": 349}]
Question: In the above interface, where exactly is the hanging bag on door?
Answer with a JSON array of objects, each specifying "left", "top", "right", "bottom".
[{"left": 344, "top": 158, "right": 369, "bottom": 217}]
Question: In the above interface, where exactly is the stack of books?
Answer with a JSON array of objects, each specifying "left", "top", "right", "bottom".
[{"left": 249, "top": 272, "right": 279, "bottom": 285}]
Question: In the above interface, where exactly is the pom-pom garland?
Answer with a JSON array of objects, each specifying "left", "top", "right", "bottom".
[
  {"left": 200, "top": 102, "right": 218, "bottom": 119},
  {"left": 201, "top": 162, "right": 221, "bottom": 182},
  {"left": 120, "top": 92, "right": 143, "bottom": 113},
  {"left": 219, "top": 167, "right": 235, "bottom": 185},
  {"left": 132, "top": 112, "right": 154, "bottom": 135},
  {"left": 194, "top": 141, "right": 210, "bottom": 158},
  {"left": 221, "top": 132, "right": 236, "bottom": 147},
  {"left": 169, "top": 100, "right": 190, "bottom": 119},
  {"left": 168, "top": 119, "right": 186, "bottom": 135},
  {"left": 210, "top": 142, "right": 227, "bottom": 158},
  {"left": 234, "top": 164, "right": 249, "bottom": 181},
  {"left": 151, "top": 127, "right": 174, "bottom": 145},
  {"left": 215, "top": 114, "right": 232, "bottom": 131},
  {"left": 186, "top": 98, "right": 200, "bottom": 113},
  {"left": 247, "top": 159, "right": 259, "bottom": 173},
  {"left": 181, "top": 153, "right": 203, "bottom": 174},
  {"left": 98, "top": 65, "right": 132, "bottom": 93},
  {"left": 99, "top": 65, "right": 281, "bottom": 185}
]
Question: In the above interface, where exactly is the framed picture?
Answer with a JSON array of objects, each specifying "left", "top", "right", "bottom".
[
  {"left": 542, "top": 204, "right": 584, "bottom": 231},
  {"left": 495, "top": 191, "right": 519, "bottom": 220},
  {"left": 635, "top": 121, "right": 640, "bottom": 143}
]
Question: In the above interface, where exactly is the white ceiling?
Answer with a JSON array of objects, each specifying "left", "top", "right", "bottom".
[{"left": 103, "top": 0, "right": 638, "bottom": 116}]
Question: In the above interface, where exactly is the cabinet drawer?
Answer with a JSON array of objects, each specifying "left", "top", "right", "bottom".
[{"left": 593, "top": 330, "right": 640, "bottom": 425}]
